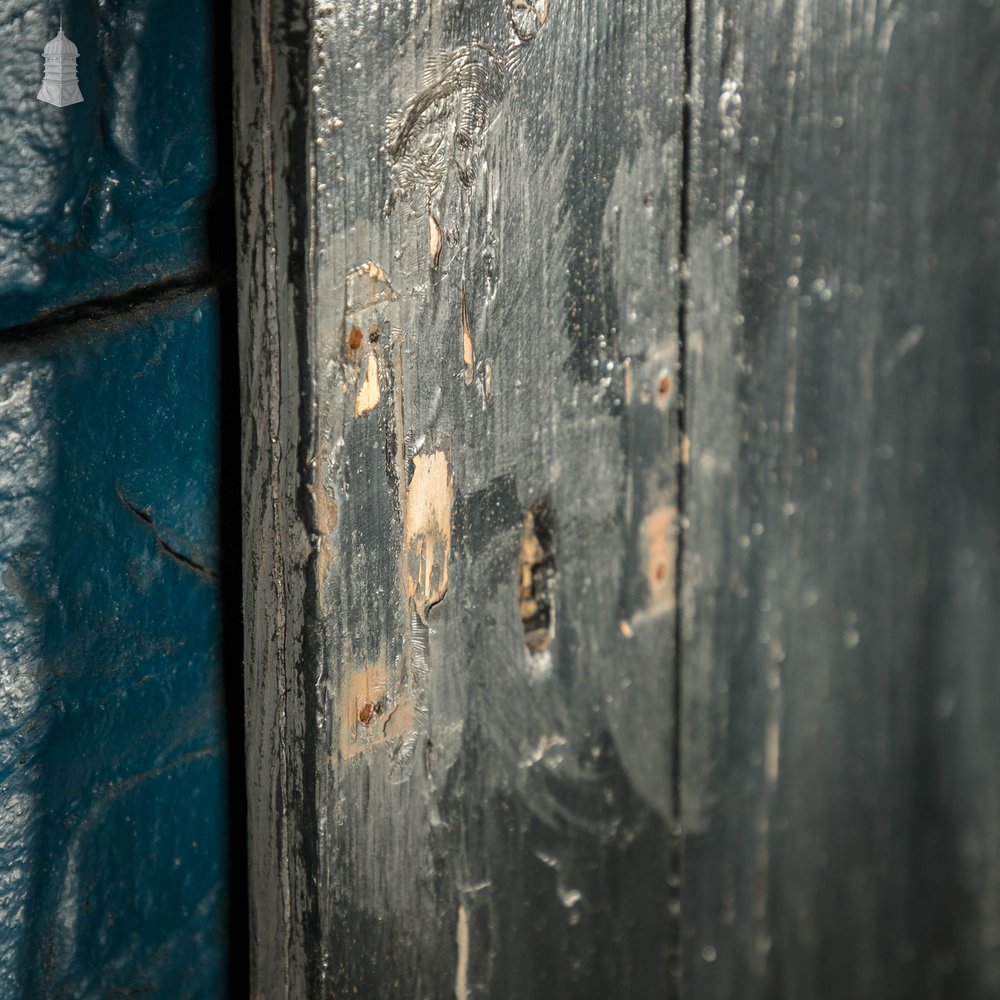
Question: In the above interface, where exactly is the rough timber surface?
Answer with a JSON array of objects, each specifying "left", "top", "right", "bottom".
[
  {"left": 240, "top": 0, "right": 1000, "bottom": 996},
  {"left": 237, "top": 0, "right": 684, "bottom": 996},
  {"left": 681, "top": 2, "right": 1000, "bottom": 998}
]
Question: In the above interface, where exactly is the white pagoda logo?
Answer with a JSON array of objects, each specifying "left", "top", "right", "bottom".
[{"left": 37, "top": 17, "right": 83, "bottom": 107}]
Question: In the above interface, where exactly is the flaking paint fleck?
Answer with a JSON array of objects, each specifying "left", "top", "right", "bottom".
[
  {"left": 383, "top": 699, "right": 417, "bottom": 742},
  {"left": 344, "top": 260, "right": 398, "bottom": 318}
]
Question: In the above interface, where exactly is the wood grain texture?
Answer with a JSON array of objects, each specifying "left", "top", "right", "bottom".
[
  {"left": 240, "top": 0, "right": 1000, "bottom": 995},
  {"left": 237, "top": 0, "right": 684, "bottom": 995},
  {"left": 682, "top": 2, "right": 1000, "bottom": 997},
  {"left": 235, "top": 0, "right": 315, "bottom": 995}
]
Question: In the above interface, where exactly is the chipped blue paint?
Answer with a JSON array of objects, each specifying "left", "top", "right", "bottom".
[
  {"left": 0, "top": 295, "right": 228, "bottom": 997},
  {"left": 0, "top": 0, "right": 216, "bottom": 329}
]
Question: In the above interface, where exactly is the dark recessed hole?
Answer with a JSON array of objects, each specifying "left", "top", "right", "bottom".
[{"left": 518, "top": 500, "right": 556, "bottom": 655}]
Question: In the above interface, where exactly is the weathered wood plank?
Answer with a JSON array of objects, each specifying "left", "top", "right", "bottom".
[
  {"left": 235, "top": 0, "right": 315, "bottom": 995},
  {"left": 682, "top": 2, "right": 1000, "bottom": 997},
  {"left": 237, "top": 0, "right": 685, "bottom": 995}
]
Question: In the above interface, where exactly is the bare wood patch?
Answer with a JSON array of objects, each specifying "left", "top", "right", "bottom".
[
  {"left": 638, "top": 504, "right": 677, "bottom": 618},
  {"left": 313, "top": 479, "right": 338, "bottom": 591},
  {"left": 455, "top": 903, "right": 470, "bottom": 1000},
  {"left": 462, "top": 286, "right": 475, "bottom": 384},
  {"left": 340, "top": 664, "right": 389, "bottom": 761},
  {"left": 354, "top": 352, "right": 381, "bottom": 415},
  {"left": 403, "top": 451, "right": 455, "bottom": 616}
]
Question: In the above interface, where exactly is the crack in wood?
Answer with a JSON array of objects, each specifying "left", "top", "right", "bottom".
[{"left": 115, "top": 485, "right": 219, "bottom": 583}]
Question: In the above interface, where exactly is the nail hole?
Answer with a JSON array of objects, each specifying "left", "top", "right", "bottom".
[{"left": 519, "top": 501, "right": 556, "bottom": 655}]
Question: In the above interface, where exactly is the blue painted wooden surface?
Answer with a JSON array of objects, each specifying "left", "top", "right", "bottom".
[
  {"left": 0, "top": 297, "right": 229, "bottom": 997},
  {"left": 0, "top": 0, "right": 232, "bottom": 995},
  {"left": 0, "top": 0, "right": 217, "bottom": 330}
]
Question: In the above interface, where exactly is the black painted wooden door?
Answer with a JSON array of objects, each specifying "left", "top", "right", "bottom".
[{"left": 235, "top": 0, "right": 1000, "bottom": 997}]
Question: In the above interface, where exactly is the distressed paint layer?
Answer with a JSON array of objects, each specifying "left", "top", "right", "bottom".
[{"left": 245, "top": 0, "right": 685, "bottom": 993}]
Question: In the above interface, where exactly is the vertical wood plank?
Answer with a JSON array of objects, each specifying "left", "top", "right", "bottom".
[
  {"left": 235, "top": 0, "right": 315, "bottom": 995},
  {"left": 683, "top": 2, "right": 1000, "bottom": 997},
  {"left": 237, "top": 0, "right": 686, "bottom": 995}
]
